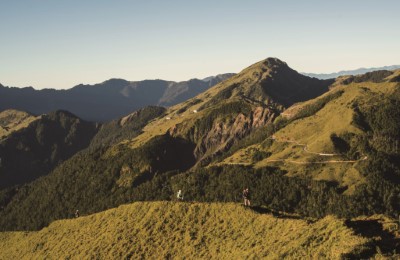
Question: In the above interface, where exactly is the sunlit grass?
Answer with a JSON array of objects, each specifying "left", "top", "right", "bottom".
[{"left": 0, "top": 202, "right": 369, "bottom": 259}]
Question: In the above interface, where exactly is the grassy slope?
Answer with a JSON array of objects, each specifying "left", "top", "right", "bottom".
[
  {"left": 0, "top": 202, "right": 369, "bottom": 259},
  {"left": 0, "top": 109, "right": 39, "bottom": 138},
  {"left": 220, "top": 76, "right": 399, "bottom": 193}
]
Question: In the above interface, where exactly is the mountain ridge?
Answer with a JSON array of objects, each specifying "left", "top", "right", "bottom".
[
  {"left": 0, "top": 73, "right": 234, "bottom": 122},
  {"left": 125, "top": 57, "right": 334, "bottom": 164},
  {"left": 0, "top": 202, "right": 373, "bottom": 259}
]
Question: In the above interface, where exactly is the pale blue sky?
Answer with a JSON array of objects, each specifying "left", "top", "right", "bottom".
[{"left": 1, "top": 0, "right": 399, "bottom": 89}]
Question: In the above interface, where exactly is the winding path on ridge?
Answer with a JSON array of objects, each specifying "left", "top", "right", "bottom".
[{"left": 260, "top": 135, "right": 368, "bottom": 165}]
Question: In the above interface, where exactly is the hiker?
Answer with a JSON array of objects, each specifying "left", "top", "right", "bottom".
[
  {"left": 398, "top": 213, "right": 400, "bottom": 231},
  {"left": 75, "top": 209, "right": 79, "bottom": 218},
  {"left": 243, "top": 188, "right": 251, "bottom": 207},
  {"left": 177, "top": 190, "right": 184, "bottom": 201}
]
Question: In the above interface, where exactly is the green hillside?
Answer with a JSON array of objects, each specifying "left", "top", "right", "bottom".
[
  {"left": 0, "top": 110, "right": 99, "bottom": 189},
  {"left": 0, "top": 202, "right": 373, "bottom": 259}
]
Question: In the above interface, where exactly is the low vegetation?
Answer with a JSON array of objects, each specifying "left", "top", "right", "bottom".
[{"left": 0, "top": 202, "right": 371, "bottom": 259}]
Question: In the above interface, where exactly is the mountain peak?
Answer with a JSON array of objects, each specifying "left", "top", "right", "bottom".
[
  {"left": 261, "top": 57, "right": 288, "bottom": 68},
  {"left": 203, "top": 57, "right": 331, "bottom": 107},
  {"left": 239, "top": 57, "right": 290, "bottom": 77}
]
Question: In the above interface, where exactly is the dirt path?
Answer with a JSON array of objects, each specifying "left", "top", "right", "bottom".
[
  {"left": 263, "top": 157, "right": 367, "bottom": 165},
  {"left": 270, "top": 135, "right": 339, "bottom": 156},
  {"left": 261, "top": 136, "right": 367, "bottom": 165}
]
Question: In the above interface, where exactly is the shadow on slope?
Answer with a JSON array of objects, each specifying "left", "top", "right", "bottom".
[
  {"left": 344, "top": 218, "right": 400, "bottom": 258},
  {"left": 250, "top": 206, "right": 306, "bottom": 221}
]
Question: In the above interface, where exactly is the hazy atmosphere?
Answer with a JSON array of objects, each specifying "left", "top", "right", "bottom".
[{"left": 1, "top": 0, "right": 399, "bottom": 89}]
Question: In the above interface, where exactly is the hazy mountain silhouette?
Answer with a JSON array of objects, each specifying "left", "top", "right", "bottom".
[
  {"left": 0, "top": 74, "right": 234, "bottom": 122},
  {"left": 302, "top": 65, "right": 400, "bottom": 79}
]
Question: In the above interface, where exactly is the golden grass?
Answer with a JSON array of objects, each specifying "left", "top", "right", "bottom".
[{"left": 0, "top": 202, "right": 369, "bottom": 259}]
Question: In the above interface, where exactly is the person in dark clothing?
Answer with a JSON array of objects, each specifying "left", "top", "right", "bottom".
[{"left": 242, "top": 188, "right": 251, "bottom": 206}]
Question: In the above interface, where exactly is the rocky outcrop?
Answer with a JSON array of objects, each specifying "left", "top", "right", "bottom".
[{"left": 170, "top": 105, "right": 277, "bottom": 164}]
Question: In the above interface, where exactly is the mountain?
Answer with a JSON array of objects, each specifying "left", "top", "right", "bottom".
[
  {"left": 1, "top": 58, "right": 400, "bottom": 256},
  {"left": 1, "top": 58, "right": 400, "bottom": 250},
  {"left": 0, "top": 58, "right": 400, "bottom": 258},
  {"left": 0, "top": 57, "right": 337, "bottom": 231},
  {"left": 0, "top": 74, "right": 234, "bottom": 122},
  {"left": 218, "top": 69, "right": 400, "bottom": 193},
  {"left": 303, "top": 65, "right": 400, "bottom": 79},
  {"left": 0, "top": 202, "right": 381, "bottom": 259},
  {"left": 127, "top": 58, "right": 333, "bottom": 165},
  {"left": 0, "top": 110, "right": 99, "bottom": 189}
]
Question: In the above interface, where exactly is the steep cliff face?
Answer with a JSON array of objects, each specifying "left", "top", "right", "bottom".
[
  {"left": 195, "top": 106, "right": 276, "bottom": 160},
  {"left": 168, "top": 103, "right": 278, "bottom": 164}
]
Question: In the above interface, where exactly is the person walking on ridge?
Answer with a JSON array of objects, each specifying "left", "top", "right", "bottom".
[{"left": 243, "top": 188, "right": 251, "bottom": 207}]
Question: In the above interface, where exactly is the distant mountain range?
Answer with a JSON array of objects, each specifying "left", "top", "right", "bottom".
[
  {"left": 2, "top": 65, "right": 399, "bottom": 123},
  {"left": 0, "top": 73, "right": 234, "bottom": 122},
  {"left": 302, "top": 65, "right": 400, "bottom": 79}
]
